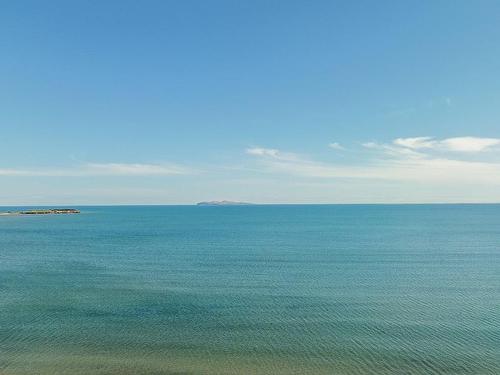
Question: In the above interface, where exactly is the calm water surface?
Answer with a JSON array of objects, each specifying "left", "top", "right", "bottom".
[{"left": 1, "top": 205, "right": 499, "bottom": 374}]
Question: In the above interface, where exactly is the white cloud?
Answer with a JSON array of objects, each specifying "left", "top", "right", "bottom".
[
  {"left": 246, "top": 147, "right": 280, "bottom": 157},
  {"left": 393, "top": 136, "right": 500, "bottom": 152},
  {"left": 84, "top": 163, "right": 188, "bottom": 176},
  {"left": 328, "top": 142, "right": 345, "bottom": 150},
  {"left": 393, "top": 137, "right": 436, "bottom": 150},
  {"left": 0, "top": 162, "right": 191, "bottom": 177},
  {"left": 246, "top": 147, "right": 301, "bottom": 162},
  {"left": 362, "top": 141, "right": 426, "bottom": 159},
  {"left": 440, "top": 137, "right": 500, "bottom": 152},
  {"left": 247, "top": 142, "right": 500, "bottom": 185}
]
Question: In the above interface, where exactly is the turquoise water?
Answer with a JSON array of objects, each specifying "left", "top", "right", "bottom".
[{"left": 1, "top": 205, "right": 499, "bottom": 374}]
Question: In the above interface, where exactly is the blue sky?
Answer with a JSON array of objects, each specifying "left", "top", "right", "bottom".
[{"left": 1, "top": 0, "right": 500, "bottom": 204}]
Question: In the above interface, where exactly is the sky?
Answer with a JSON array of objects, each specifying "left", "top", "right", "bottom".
[{"left": 1, "top": 0, "right": 500, "bottom": 205}]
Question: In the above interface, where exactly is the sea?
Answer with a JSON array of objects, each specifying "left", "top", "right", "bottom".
[{"left": 1, "top": 204, "right": 499, "bottom": 374}]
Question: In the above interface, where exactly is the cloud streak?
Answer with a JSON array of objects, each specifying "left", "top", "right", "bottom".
[
  {"left": 0, "top": 162, "right": 191, "bottom": 177},
  {"left": 247, "top": 138, "right": 500, "bottom": 185},
  {"left": 328, "top": 142, "right": 345, "bottom": 150},
  {"left": 393, "top": 136, "right": 500, "bottom": 152}
]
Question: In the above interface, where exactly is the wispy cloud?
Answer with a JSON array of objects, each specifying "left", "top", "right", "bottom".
[
  {"left": 393, "top": 137, "right": 436, "bottom": 150},
  {"left": 246, "top": 147, "right": 301, "bottom": 162},
  {"left": 0, "top": 162, "right": 191, "bottom": 177},
  {"left": 328, "top": 142, "right": 345, "bottom": 150},
  {"left": 393, "top": 136, "right": 500, "bottom": 152},
  {"left": 362, "top": 141, "right": 426, "bottom": 159},
  {"left": 247, "top": 137, "right": 500, "bottom": 184},
  {"left": 84, "top": 163, "right": 189, "bottom": 176},
  {"left": 246, "top": 147, "right": 381, "bottom": 179},
  {"left": 246, "top": 147, "right": 280, "bottom": 157}
]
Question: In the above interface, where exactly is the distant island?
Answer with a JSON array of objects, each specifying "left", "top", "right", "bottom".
[
  {"left": 0, "top": 208, "right": 80, "bottom": 216},
  {"left": 196, "top": 201, "right": 253, "bottom": 206}
]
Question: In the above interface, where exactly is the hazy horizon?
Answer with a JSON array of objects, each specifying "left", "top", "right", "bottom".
[{"left": 2, "top": 201, "right": 500, "bottom": 208}]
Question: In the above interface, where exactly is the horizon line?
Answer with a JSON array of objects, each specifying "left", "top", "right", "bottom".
[{"left": 1, "top": 202, "right": 500, "bottom": 207}]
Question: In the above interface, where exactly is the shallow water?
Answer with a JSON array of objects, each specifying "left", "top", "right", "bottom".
[{"left": 1, "top": 205, "right": 499, "bottom": 374}]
